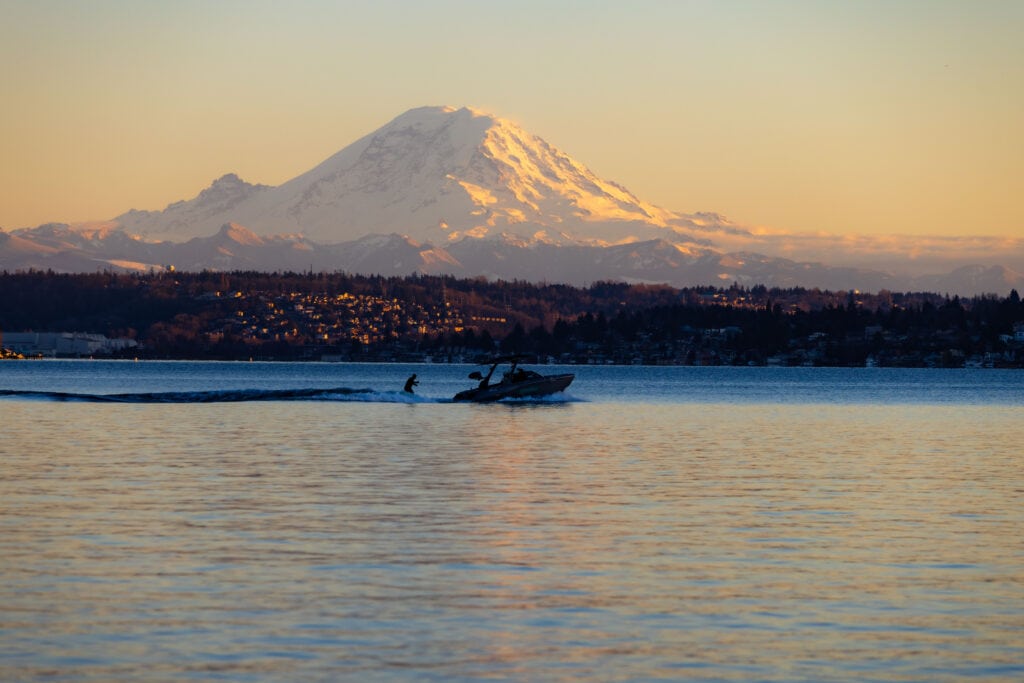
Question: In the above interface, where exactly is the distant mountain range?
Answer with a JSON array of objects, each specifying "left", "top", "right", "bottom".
[{"left": 3, "top": 106, "right": 1022, "bottom": 295}]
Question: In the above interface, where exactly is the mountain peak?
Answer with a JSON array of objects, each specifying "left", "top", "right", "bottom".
[
  {"left": 196, "top": 173, "right": 267, "bottom": 204},
  {"left": 212, "top": 172, "right": 244, "bottom": 184},
  {"left": 387, "top": 105, "right": 493, "bottom": 126},
  {"left": 112, "top": 105, "right": 681, "bottom": 246}
]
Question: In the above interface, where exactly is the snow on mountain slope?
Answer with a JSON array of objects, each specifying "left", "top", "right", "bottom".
[
  {"left": 117, "top": 174, "right": 271, "bottom": 239},
  {"left": 114, "top": 106, "right": 687, "bottom": 246}
]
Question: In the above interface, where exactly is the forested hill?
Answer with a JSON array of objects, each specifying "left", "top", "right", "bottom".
[{"left": 2, "top": 271, "right": 1022, "bottom": 367}]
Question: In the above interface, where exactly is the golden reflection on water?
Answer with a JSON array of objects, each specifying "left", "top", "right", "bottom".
[{"left": 1, "top": 401, "right": 1022, "bottom": 681}]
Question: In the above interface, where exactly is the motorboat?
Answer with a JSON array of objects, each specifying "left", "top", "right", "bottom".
[{"left": 453, "top": 355, "right": 574, "bottom": 402}]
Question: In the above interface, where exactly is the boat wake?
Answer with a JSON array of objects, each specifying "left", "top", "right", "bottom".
[
  {"left": 0, "top": 387, "right": 580, "bottom": 404},
  {"left": 1, "top": 387, "right": 405, "bottom": 403}
]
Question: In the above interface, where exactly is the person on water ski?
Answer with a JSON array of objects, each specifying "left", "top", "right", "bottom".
[{"left": 403, "top": 374, "right": 419, "bottom": 393}]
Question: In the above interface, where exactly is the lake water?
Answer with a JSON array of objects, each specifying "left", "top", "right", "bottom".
[{"left": 1, "top": 361, "right": 1022, "bottom": 682}]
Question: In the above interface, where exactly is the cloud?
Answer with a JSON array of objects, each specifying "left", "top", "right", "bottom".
[{"left": 680, "top": 215, "right": 1024, "bottom": 276}]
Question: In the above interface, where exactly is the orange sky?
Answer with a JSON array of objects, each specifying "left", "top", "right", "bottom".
[{"left": 1, "top": 1, "right": 1021, "bottom": 240}]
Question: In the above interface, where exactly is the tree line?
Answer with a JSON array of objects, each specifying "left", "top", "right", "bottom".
[{"left": 1, "top": 270, "right": 1022, "bottom": 366}]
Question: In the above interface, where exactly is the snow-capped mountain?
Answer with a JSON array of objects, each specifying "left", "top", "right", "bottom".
[
  {"left": 114, "top": 106, "right": 701, "bottom": 246},
  {"left": 4, "top": 105, "right": 1023, "bottom": 296}
]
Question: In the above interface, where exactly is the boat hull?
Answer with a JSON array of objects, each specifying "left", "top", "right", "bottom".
[{"left": 453, "top": 373, "right": 574, "bottom": 402}]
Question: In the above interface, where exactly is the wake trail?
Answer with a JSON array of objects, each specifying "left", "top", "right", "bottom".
[
  {"left": 0, "top": 387, "right": 412, "bottom": 403},
  {"left": 0, "top": 387, "right": 581, "bottom": 404}
]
